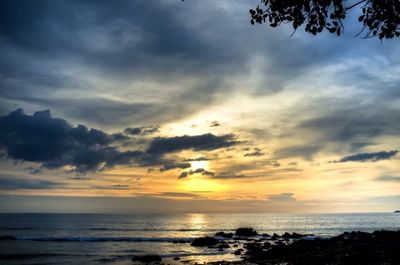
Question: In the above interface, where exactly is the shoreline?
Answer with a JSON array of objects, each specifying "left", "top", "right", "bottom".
[
  {"left": 2, "top": 227, "right": 400, "bottom": 264},
  {"left": 127, "top": 228, "right": 400, "bottom": 265}
]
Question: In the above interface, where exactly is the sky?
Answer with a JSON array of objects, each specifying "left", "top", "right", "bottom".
[{"left": 0, "top": 0, "right": 399, "bottom": 213}]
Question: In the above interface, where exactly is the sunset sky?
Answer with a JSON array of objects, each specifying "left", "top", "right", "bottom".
[{"left": 0, "top": 0, "right": 399, "bottom": 213}]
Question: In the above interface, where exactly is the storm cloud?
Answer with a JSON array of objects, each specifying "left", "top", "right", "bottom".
[
  {"left": 147, "top": 134, "right": 240, "bottom": 154},
  {"left": 0, "top": 109, "right": 148, "bottom": 172},
  {"left": 0, "top": 109, "right": 242, "bottom": 174}
]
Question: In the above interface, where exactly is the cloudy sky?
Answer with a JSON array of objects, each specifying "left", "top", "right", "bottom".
[{"left": 0, "top": 0, "right": 399, "bottom": 213}]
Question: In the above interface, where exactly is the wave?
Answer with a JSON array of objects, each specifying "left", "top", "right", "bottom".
[
  {"left": 0, "top": 227, "right": 33, "bottom": 230},
  {"left": 0, "top": 253, "right": 72, "bottom": 260},
  {"left": 89, "top": 227, "right": 233, "bottom": 232},
  {"left": 0, "top": 235, "right": 194, "bottom": 243}
]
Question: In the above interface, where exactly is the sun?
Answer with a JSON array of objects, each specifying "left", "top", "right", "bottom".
[{"left": 190, "top": 160, "right": 209, "bottom": 170}]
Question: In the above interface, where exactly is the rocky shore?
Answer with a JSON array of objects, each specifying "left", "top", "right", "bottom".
[{"left": 132, "top": 228, "right": 400, "bottom": 265}]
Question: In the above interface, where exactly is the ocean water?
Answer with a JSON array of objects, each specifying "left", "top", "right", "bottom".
[{"left": 0, "top": 212, "right": 399, "bottom": 265}]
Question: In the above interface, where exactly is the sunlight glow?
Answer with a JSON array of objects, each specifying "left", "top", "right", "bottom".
[
  {"left": 190, "top": 160, "right": 209, "bottom": 170},
  {"left": 181, "top": 175, "right": 224, "bottom": 193}
]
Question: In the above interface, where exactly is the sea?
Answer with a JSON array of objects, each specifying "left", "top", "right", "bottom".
[{"left": 0, "top": 212, "right": 399, "bottom": 265}]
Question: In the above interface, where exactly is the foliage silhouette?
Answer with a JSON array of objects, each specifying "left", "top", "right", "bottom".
[{"left": 249, "top": 0, "right": 400, "bottom": 39}]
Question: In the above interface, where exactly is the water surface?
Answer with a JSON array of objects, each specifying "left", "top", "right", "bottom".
[{"left": 0, "top": 212, "right": 399, "bottom": 264}]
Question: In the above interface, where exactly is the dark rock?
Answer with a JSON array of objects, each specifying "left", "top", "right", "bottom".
[
  {"left": 292, "top": 232, "right": 309, "bottom": 238},
  {"left": 235, "top": 228, "right": 259, "bottom": 237},
  {"left": 263, "top": 241, "right": 271, "bottom": 248},
  {"left": 234, "top": 249, "right": 242, "bottom": 255},
  {"left": 217, "top": 243, "right": 230, "bottom": 248},
  {"left": 271, "top": 233, "right": 280, "bottom": 240},
  {"left": 173, "top": 256, "right": 180, "bottom": 260},
  {"left": 0, "top": 235, "right": 16, "bottom": 240},
  {"left": 215, "top": 231, "right": 234, "bottom": 238},
  {"left": 281, "top": 232, "right": 311, "bottom": 239},
  {"left": 132, "top": 255, "right": 162, "bottom": 262},
  {"left": 243, "top": 230, "right": 400, "bottom": 265},
  {"left": 261, "top": 233, "right": 270, "bottom": 237},
  {"left": 191, "top": 236, "right": 219, "bottom": 247}
]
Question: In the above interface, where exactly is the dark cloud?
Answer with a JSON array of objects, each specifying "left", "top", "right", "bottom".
[
  {"left": 333, "top": 150, "right": 398, "bottom": 163},
  {"left": 213, "top": 172, "right": 246, "bottom": 179},
  {"left": 210, "top": 121, "right": 220, "bottom": 127},
  {"left": 0, "top": 176, "right": 64, "bottom": 190},
  {"left": 124, "top": 126, "right": 159, "bottom": 136},
  {"left": 68, "top": 176, "right": 92, "bottom": 180},
  {"left": 184, "top": 156, "right": 212, "bottom": 162},
  {"left": 0, "top": 109, "right": 143, "bottom": 172},
  {"left": 147, "top": 133, "right": 240, "bottom": 154},
  {"left": 178, "top": 168, "right": 215, "bottom": 179},
  {"left": 261, "top": 160, "right": 281, "bottom": 167},
  {"left": 178, "top": 172, "right": 189, "bottom": 179},
  {"left": 153, "top": 192, "right": 201, "bottom": 198},
  {"left": 244, "top": 151, "right": 264, "bottom": 157},
  {"left": 160, "top": 162, "right": 191, "bottom": 171},
  {"left": 94, "top": 184, "right": 131, "bottom": 190},
  {"left": 189, "top": 168, "right": 215, "bottom": 176},
  {"left": 0, "top": 109, "right": 244, "bottom": 174}
]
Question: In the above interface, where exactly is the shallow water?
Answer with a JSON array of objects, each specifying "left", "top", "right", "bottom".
[{"left": 0, "top": 213, "right": 399, "bottom": 264}]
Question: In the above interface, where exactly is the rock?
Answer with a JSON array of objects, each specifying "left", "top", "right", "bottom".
[
  {"left": 217, "top": 243, "right": 230, "bottom": 249},
  {"left": 271, "top": 233, "right": 280, "bottom": 240},
  {"left": 261, "top": 233, "right": 270, "bottom": 237},
  {"left": 132, "top": 255, "right": 162, "bottom": 262},
  {"left": 280, "top": 232, "right": 315, "bottom": 239},
  {"left": 292, "top": 232, "right": 309, "bottom": 238},
  {"left": 263, "top": 241, "right": 271, "bottom": 248},
  {"left": 191, "top": 236, "right": 219, "bottom": 247},
  {"left": 215, "top": 231, "right": 234, "bottom": 238},
  {"left": 242, "top": 230, "right": 400, "bottom": 265},
  {"left": 235, "top": 228, "right": 259, "bottom": 237},
  {"left": 0, "top": 235, "right": 16, "bottom": 240},
  {"left": 173, "top": 256, "right": 180, "bottom": 260},
  {"left": 234, "top": 249, "right": 242, "bottom": 255}
]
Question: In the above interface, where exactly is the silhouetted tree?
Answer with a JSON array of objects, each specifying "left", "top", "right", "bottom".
[{"left": 249, "top": 0, "right": 400, "bottom": 39}]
